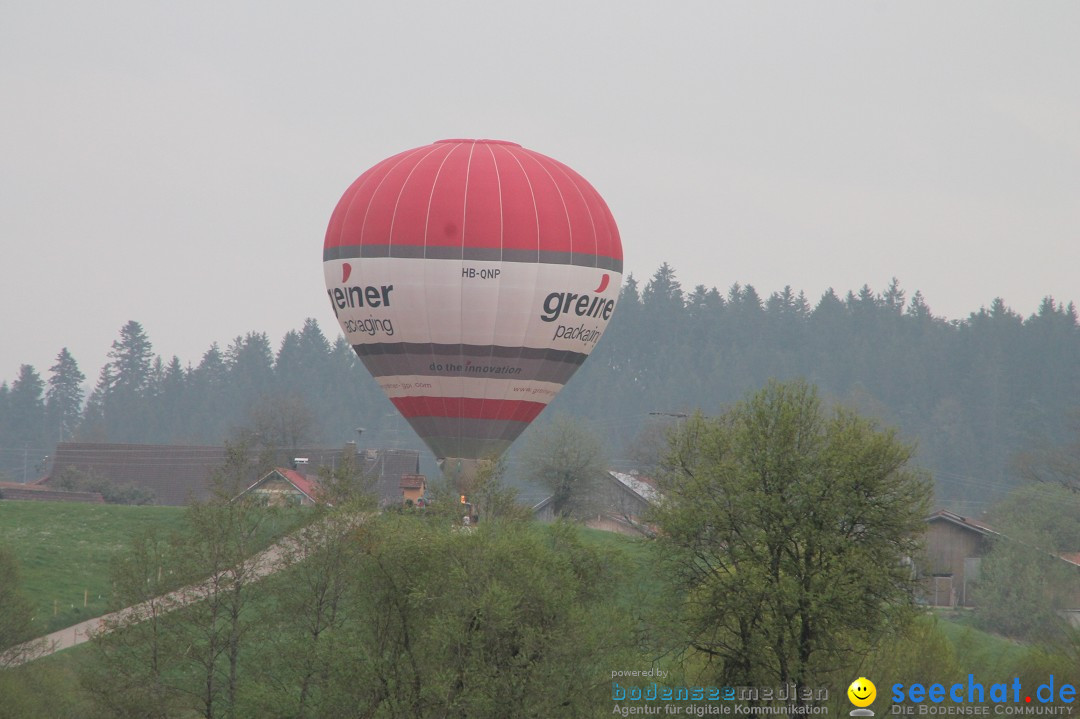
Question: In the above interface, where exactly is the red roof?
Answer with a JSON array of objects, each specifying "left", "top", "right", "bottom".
[
  {"left": 400, "top": 474, "right": 426, "bottom": 490},
  {"left": 239, "top": 468, "right": 321, "bottom": 503},
  {"left": 279, "top": 468, "right": 321, "bottom": 501}
]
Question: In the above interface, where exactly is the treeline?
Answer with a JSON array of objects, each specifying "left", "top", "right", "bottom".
[
  {"left": 2, "top": 264, "right": 1078, "bottom": 506},
  {"left": 552, "top": 264, "right": 1080, "bottom": 507},
  {"left": 0, "top": 319, "right": 397, "bottom": 475}
]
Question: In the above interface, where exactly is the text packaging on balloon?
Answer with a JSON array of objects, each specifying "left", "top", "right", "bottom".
[{"left": 342, "top": 317, "right": 395, "bottom": 337}]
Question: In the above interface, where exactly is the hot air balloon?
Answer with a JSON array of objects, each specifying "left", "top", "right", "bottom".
[{"left": 323, "top": 139, "right": 622, "bottom": 476}]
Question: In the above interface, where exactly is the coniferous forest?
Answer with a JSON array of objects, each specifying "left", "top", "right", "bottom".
[{"left": 1, "top": 264, "right": 1078, "bottom": 511}]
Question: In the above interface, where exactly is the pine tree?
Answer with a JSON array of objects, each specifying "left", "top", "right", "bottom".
[
  {"left": 187, "top": 343, "right": 231, "bottom": 442},
  {"left": 88, "top": 321, "right": 157, "bottom": 442},
  {"left": 105, "top": 321, "right": 155, "bottom": 395},
  {"left": 642, "top": 262, "right": 683, "bottom": 310},
  {"left": 0, "top": 383, "right": 9, "bottom": 453},
  {"left": 46, "top": 348, "right": 86, "bottom": 443},
  {"left": 274, "top": 330, "right": 304, "bottom": 392},
  {"left": 905, "top": 290, "right": 933, "bottom": 320},
  {"left": 7, "top": 365, "right": 46, "bottom": 448},
  {"left": 226, "top": 332, "right": 275, "bottom": 402},
  {"left": 883, "top": 277, "right": 906, "bottom": 315},
  {"left": 152, "top": 356, "right": 188, "bottom": 442}
]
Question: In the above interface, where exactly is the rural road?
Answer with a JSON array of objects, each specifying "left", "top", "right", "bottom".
[{"left": 1, "top": 515, "right": 352, "bottom": 667}]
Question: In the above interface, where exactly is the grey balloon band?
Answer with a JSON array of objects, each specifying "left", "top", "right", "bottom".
[{"left": 324, "top": 244, "right": 623, "bottom": 273}]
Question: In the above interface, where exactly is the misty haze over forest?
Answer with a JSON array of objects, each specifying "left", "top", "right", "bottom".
[{"left": 2, "top": 264, "right": 1077, "bottom": 512}]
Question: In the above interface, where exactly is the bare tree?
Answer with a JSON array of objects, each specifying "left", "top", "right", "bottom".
[
  {"left": 520, "top": 415, "right": 607, "bottom": 519},
  {"left": 234, "top": 394, "right": 316, "bottom": 458},
  {"left": 314, "top": 444, "right": 378, "bottom": 509},
  {"left": 0, "top": 547, "right": 37, "bottom": 668},
  {"left": 88, "top": 495, "right": 276, "bottom": 719},
  {"left": 462, "top": 458, "right": 531, "bottom": 522},
  {"left": 1014, "top": 411, "right": 1080, "bottom": 492},
  {"left": 176, "top": 496, "right": 273, "bottom": 718},
  {"left": 249, "top": 513, "right": 361, "bottom": 718},
  {"left": 83, "top": 528, "right": 185, "bottom": 718}
]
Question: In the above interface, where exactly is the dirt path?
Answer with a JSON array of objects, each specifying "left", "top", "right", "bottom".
[{"left": 2, "top": 522, "right": 312, "bottom": 667}]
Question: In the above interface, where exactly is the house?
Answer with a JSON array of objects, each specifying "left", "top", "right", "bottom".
[
  {"left": 534, "top": 470, "right": 661, "bottom": 536},
  {"left": 531, "top": 495, "right": 558, "bottom": 522},
  {"left": 586, "top": 471, "right": 660, "bottom": 535},
  {"left": 400, "top": 474, "right": 426, "bottom": 505},
  {"left": 38, "top": 442, "right": 422, "bottom": 507},
  {"left": 40, "top": 442, "right": 230, "bottom": 505},
  {"left": 921, "top": 509, "right": 1080, "bottom": 610},
  {"left": 235, "top": 468, "right": 321, "bottom": 507},
  {"left": 922, "top": 509, "right": 1000, "bottom": 607},
  {"left": 358, "top": 449, "right": 423, "bottom": 507}
]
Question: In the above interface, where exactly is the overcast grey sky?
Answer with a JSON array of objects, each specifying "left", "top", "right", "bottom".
[{"left": 2, "top": 1, "right": 1078, "bottom": 383}]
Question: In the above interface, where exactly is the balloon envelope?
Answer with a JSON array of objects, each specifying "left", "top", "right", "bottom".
[{"left": 323, "top": 139, "right": 622, "bottom": 462}]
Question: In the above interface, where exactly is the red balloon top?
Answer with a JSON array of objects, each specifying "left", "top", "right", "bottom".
[{"left": 323, "top": 139, "right": 622, "bottom": 272}]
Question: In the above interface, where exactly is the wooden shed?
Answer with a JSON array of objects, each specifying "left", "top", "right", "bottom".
[{"left": 922, "top": 510, "right": 999, "bottom": 608}]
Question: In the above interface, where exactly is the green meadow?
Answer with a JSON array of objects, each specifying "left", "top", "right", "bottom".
[
  {"left": 0, "top": 500, "right": 186, "bottom": 633},
  {"left": 1, "top": 501, "right": 1074, "bottom": 719}
]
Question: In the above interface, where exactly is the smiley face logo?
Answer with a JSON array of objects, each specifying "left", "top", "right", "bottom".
[{"left": 848, "top": 677, "right": 876, "bottom": 708}]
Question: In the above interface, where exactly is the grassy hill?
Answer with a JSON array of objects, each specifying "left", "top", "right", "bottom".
[
  {"left": 0, "top": 500, "right": 186, "bottom": 634},
  {"left": 1, "top": 507, "right": 1073, "bottom": 718}
]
